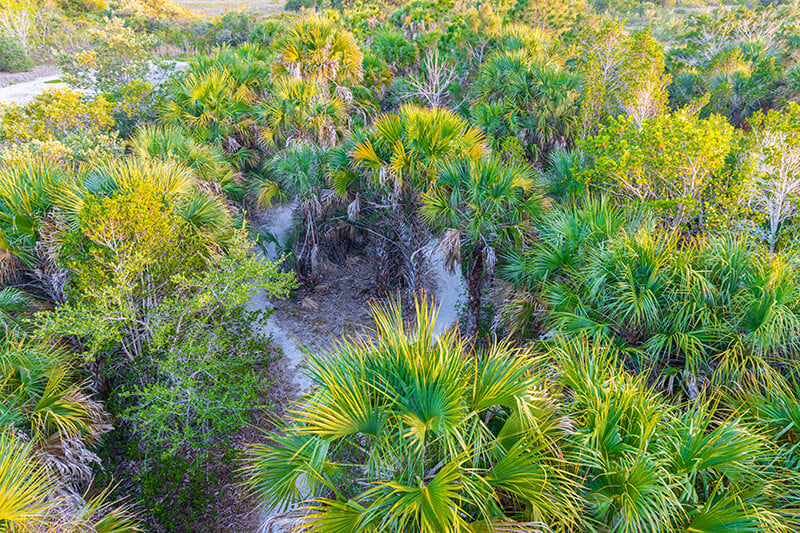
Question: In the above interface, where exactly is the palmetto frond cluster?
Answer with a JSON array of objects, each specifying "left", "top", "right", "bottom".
[
  {"left": 332, "top": 104, "right": 490, "bottom": 296},
  {"left": 0, "top": 334, "right": 140, "bottom": 531},
  {"left": 500, "top": 197, "right": 800, "bottom": 381},
  {"left": 470, "top": 47, "right": 581, "bottom": 156},
  {"left": 247, "top": 298, "right": 800, "bottom": 532},
  {"left": 272, "top": 17, "right": 363, "bottom": 86},
  {"left": 246, "top": 297, "right": 579, "bottom": 532}
]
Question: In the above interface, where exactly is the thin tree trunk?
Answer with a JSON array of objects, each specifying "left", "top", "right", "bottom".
[
  {"left": 297, "top": 213, "right": 316, "bottom": 283},
  {"left": 373, "top": 226, "right": 391, "bottom": 295},
  {"left": 466, "top": 240, "right": 484, "bottom": 336},
  {"left": 402, "top": 205, "right": 427, "bottom": 297}
]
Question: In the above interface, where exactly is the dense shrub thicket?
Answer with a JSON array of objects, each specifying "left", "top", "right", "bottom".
[{"left": 7, "top": 0, "right": 800, "bottom": 531}]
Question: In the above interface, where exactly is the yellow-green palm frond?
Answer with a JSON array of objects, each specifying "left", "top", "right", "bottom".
[
  {"left": 175, "top": 190, "right": 235, "bottom": 251},
  {"left": 131, "top": 125, "right": 238, "bottom": 187},
  {"left": 53, "top": 485, "right": 142, "bottom": 533},
  {"left": 80, "top": 158, "right": 196, "bottom": 202},
  {"left": 352, "top": 105, "right": 488, "bottom": 195},
  {"left": 244, "top": 296, "right": 582, "bottom": 530},
  {"left": 257, "top": 78, "right": 347, "bottom": 148},
  {"left": 0, "top": 431, "right": 56, "bottom": 528},
  {"left": 272, "top": 17, "right": 363, "bottom": 86},
  {"left": 0, "top": 158, "right": 69, "bottom": 229},
  {"left": 1, "top": 334, "right": 109, "bottom": 450}
]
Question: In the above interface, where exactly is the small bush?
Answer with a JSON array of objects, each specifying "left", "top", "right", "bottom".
[
  {"left": 56, "top": 17, "right": 156, "bottom": 95},
  {"left": 58, "top": 0, "right": 109, "bottom": 12},
  {"left": 284, "top": 0, "right": 306, "bottom": 12},
  {"left": 0, "top": 29, "right": 31, "bottom": 72}
]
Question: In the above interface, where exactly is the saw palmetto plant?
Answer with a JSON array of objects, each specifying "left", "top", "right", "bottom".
[
  {"left": 10, "top": 3, "right": 800, "bottom": 532},
  {"left": 421, "top": 155, "right": 547, "bottom": 335},
  {"left": 131, "top": 125, "right": 239, "bottom": 194},
  {"left": 256, "top": 78, "right": 348, "bottom": 150},
  {"left": 497, "top": 195, "right": 800, "bottom": 384},
  {"left": 245, "top": 299, "right": 800, "bottom": 532},
  {"left": 0, "top": 158, "right": 71, "bottom": 271},
  {"left": 161, "top": 66, "right": 256, "bottom": 147},
  {"left": 0, "top": 334, "right": 109, "bottom": 477},
  {"left": 0, "top": 334, "right": 140, "bottom": 532},
  {"left": 245, "top": 297, "right": 580, "bottom": 532},
  {"left": 343, "top": 104, "right": 488, "bottom": 294},
  {"left": 271, "top": 16, "right": 363, "bottom": 86}
]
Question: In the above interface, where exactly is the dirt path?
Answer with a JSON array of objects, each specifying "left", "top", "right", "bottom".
[
  {"left": 250, "top": 205, "right": 466, "bottom": 532},
  {"left": 0, "top": 64, "right": 60, "bottom": 87},
  {"left": 0, "top": 66, "right": 66, "bottom": 106},
  {"left": 175, "top": 0, "right": 284, "bottom": 16}
]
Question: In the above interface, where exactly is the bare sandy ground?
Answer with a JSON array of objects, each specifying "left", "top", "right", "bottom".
[
  {"left": 0, "top": 66, "right": 67, "bottom": 106},
  {"left": 175, "top": 0, "right": 284, "bottom": 16}
]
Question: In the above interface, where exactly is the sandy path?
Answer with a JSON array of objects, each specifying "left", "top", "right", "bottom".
[
  {"left": 176, "top": 0, "right": 284, "bottom": 16},
  {"left": 252, "top": 206, "right": 465, "bottom": 532},
  {"left": 0, "top": 69, "right": 67, "bottom": 106},
  {"left": 248, "top": 204, "right": 310, "bottom": 395}
]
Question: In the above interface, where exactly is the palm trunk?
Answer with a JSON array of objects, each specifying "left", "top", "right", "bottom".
[
  {"left": 466, "top": 240, "right": 484, "bottom": 336},
  {"left": 402, "top": 205, "right": 427, "bottom": 297},
  {"left": 373, "top": 227, "right": 391, "bottom": 295},
  {"left": 297, "top": 213, "right": 316, "bottom": 282}
]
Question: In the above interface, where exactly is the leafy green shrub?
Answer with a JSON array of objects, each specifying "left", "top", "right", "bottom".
[
  {"left": 56, "top": 17, "right": 156, "bottom": 95},
  {"left": 138, "top": 452, "right": 226, "bottom": 531},
  {"left": 113, "top": 0, "right": 188, "bottom": 19},
  {"left": 35, "top": 159, "right": 296, "bottom": 531},
  {"left": 0, "top": 88, "right": 114, "bottom": 143},
  {"left": 58, "top": 0, "right": 109, "bottom": 12},
  {"left": 0, "top": 28, "right": 32, "bottom": 72},
  {"left": 208, "top": 10, "right": 255, "bottom": 46},
  {"left": 0, "top": 88, "right": 121, "bottom": 166},
  {"left": 284, "top": 0, "right": 309, "bottom": 12}
]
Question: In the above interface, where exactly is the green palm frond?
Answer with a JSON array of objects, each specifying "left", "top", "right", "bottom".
[
  {"left": 0, "top": 431, "right": 55, "bottom": 528},
  {"left": 243, "top": 431, "right": 335, "bottom": 513},
  {"left": 272, "top": 17, "right": 363, "bottom": 86},
  {"left": 176, "top": 190, "right": 235, "bottom": 250},
  {"left": 59, "top": 485, "right": 142, "bottom": 533},
  {"left": 685, "top": 483, "right": 779, "bottom": 533},
  {"left": 131, "top": 125, "right": 237, "bottom": 186},
  {"left": 244, "top": 297, "right": 582, "bottom": 531}
]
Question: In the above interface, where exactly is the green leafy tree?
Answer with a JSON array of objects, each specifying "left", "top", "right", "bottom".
[
  {"left": 44, "top": 158, "right": 234, "bottom": 361},
  {"left": 57, "top": 17, "right": 156, "bottom": 95},
  {"left": 666, "top": 8, "right": 792, "bottom": 126},
  {"left": 504, "top": 0, "right": 588, "bottom": 33},
  {"left": 580, "top": 110, "right": 735, "bottom": 230},
  {"left": 119, "top": 241, "right": 296, "bottom": 455},
  {"left": 575, "top": 17, "right": 670, "bottom": 138}
]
